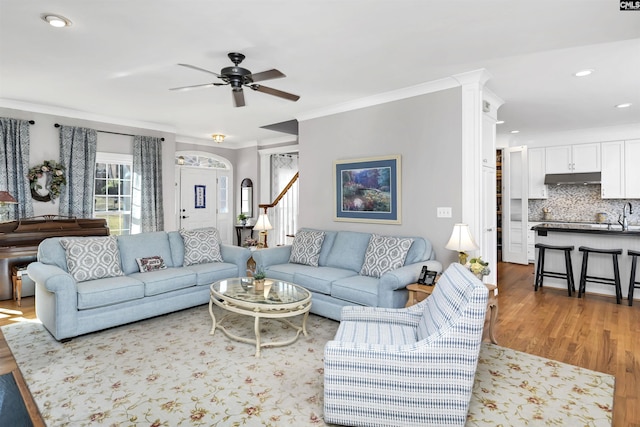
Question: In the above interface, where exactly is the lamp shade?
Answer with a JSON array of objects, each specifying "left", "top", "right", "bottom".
[
  {"left": 445, "top": 223, "right": 479, "bottom": 252},
  {"left": 0, "top": 191, "right": 17, "bottom": 204},
  {"left": 253, "top": 213, "right": 273, "bottom": 231}
]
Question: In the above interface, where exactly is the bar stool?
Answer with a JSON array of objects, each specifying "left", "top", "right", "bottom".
[
  {"left": 534, "top": 243, "right": 575, "bottom": 296},
  {"left": 627, "top": 250, "right": 640, "bottom": 306},
  {"left": 578, "top": 246, "right": 623, "bottom": 304}
]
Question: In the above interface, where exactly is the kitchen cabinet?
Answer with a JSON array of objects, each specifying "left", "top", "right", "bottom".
[
  {"left": 624, "top": 139, "right": 640, "bottom": 198},
  {"left": 601, "top": 141, "right": 625, "bottom": 199},
  {"left": 545, "top": 143, "right": 600, "bottom": 174},
  {"left": 601, "top": 139, "right": 640, "bottom": 199},
  {"left": 528, "top": 148, "right": 547, "bottom": 199}
]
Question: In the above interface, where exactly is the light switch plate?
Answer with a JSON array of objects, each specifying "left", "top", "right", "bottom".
[{"left": 437, "top": 207, "right": 452, "bottom": 218}]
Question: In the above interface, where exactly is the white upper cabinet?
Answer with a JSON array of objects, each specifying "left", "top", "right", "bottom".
[
  {"left": 545, "top": 143, "right": 600, "bottom": 174},
  {"left": 601, "top": 141, "right": 625, "bottom": 199},
  {"left": 624, "top": 139, "right": 640, "bottom": 198},
  {"left": 528, "top": 147, "right": 547, "bottom": 199}
]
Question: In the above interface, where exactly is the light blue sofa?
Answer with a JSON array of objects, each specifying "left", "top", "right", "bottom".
[
  {"left": 251, "top": 229, "right": 442, "bottom": 321},
  {"left": 27, "top": 231, "right": 251, "bottom": 341}
]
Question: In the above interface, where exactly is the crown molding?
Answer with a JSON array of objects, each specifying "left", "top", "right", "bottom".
[
  {"left": 0, "top": 98, "right": 176, "bottom": 134},
  {"left": 296, "top": 76, "right": 460, "bottom": 122}
]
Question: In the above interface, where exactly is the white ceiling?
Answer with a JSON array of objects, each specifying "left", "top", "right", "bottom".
[{"left": 1, "top": 1, "right": 639, "bottom": 146}]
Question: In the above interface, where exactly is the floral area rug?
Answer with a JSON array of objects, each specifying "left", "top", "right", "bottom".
[{"left": 2, "top": 305, "right": 614, "bottom": 426}]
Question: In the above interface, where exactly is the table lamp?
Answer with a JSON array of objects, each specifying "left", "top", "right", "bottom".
[
  {"left": 445, "top": 223, "right": 479, "bottom": 265},
  {"left": 253, "top": 211, "right": 273, "bottom": 248},
  {"left": 0, "top": 191, "right": 18, "bottom": 223}
]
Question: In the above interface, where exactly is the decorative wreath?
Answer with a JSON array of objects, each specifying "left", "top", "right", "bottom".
[{"left": 28, "top": 160, "right": 67, "bottom": 202}]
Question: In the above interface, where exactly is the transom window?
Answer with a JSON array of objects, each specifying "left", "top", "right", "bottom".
[{"left": 94, "top": 153, "right": 133, "bottom": 235}]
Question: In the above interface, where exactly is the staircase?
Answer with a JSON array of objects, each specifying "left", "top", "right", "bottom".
[{"left": 259, "top": 172, "right": 299, "bottom": 246}]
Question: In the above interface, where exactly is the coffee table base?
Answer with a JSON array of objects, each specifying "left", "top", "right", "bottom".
[{"left": 209, "top": 298, "right": 310, "bottom": 357}]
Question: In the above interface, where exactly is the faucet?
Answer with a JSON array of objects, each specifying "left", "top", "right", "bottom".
[{"left": 619, "top": 202, "right": 633, "bottom": 231}]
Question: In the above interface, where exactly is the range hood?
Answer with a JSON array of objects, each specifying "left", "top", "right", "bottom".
[{"left": 544, "top": 172, "right": 602, "bottom": 185}]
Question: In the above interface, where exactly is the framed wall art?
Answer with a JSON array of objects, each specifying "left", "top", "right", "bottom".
[
  {"left": 334, "top": 155, "right": 401, "bottom": 224},
  {"left": 194, "top": 185, "right": 206, "bottom": 209}
]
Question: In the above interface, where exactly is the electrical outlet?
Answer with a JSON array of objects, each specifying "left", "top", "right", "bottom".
[{"left": 437, "top": 207, "right": 452, "bottom": 218}]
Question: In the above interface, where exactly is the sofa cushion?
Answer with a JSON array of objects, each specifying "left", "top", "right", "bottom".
[
  {"left": 77, "top": 275, "right": 145, "bottom": 310},
  {"left": 117, "top": 231, "right": 174, "bottom": 274},
  {"left": 180, "top": 228, "right": 223, "bottom": 265},
  {"left": 129, "top": 267, "right": 196, "bottom": 296},
  {"left": 293, "top": 266, "right": 359, "bottom": 295},
  {"left": 60, "top": 236, "right": 124, "bottom": 282},
  {"left": 360, "top": 234, "right": 414, "bottom": 278},
  {"left": 136, "top": 256, "right": 167, "bottom": 273},
  {"left": 331, "top": 275, "right": 380, "bottom": 306},
  {"left": 289, "top": 230, "right": 325, "bottom": 267},
  {"left": 182, "top": 262, "right": 239, "bottom": 286},
  {"left": 324, "top": 231, "right": 371, "bottom": 272}
]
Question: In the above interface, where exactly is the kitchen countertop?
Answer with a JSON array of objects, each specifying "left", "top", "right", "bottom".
[{"left": 532, "top": 222, "right": 640, "bottom": 236}]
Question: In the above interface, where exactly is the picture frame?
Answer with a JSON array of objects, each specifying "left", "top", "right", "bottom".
[
  {"left": 334, "top": 155, "right": 401, "bottom": 224},
  {"left": 417, "top": 266, "right": 437, "bottom": 285},
  {"left": 194, "top": 185, "right": 206, "bottom": 209}
]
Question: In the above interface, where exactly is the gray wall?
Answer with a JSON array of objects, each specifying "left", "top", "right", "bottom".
[{"left": 298, "top": 87, "right": 463, "bottom": 264}]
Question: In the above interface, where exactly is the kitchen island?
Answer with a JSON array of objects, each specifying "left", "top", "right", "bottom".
[{"left": 532, "top": 223, "right": 640, "bottom": 302}]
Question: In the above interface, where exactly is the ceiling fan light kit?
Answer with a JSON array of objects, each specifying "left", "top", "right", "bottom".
[{"left": 170, "top": 52, "right": 300, "bottom": 107}]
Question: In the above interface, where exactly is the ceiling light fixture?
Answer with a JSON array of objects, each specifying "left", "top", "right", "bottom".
[
  {"left": 615, "top": 103, "right": 632, "bottom": 109},
  {"left": 510, "top": 130, "right": 520, "bottom": 134},
  {"left": 496, "top": 120, "right": 505, "bottom": 125},
  {"left": 211, "top": 134, "right": 225, "bottom": 143},
  {"left": 574, "top": 69, "right": 594, "bottom": 77},
  {"left": 42, "top": 14, "right": 72, "bottom": 28}
]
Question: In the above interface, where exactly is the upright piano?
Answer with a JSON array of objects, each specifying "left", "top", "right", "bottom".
[{"left": 0, "top": 216, "right": 109, "bottom": 300}]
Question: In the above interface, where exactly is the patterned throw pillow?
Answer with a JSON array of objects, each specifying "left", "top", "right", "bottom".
[
  {"left": 60, "top": 236, "right": 124, "bottom": 282},
  {"left": 179, "top": 228, "right": 224, "bottom": 266},
  {"left": 360, "top": 234, "right": 414, "bottom": 278},
  {"left": 136, "top": 256, "right": 167, "bottom": 273},
  {"left": 289, "top": 230, "right": 326, "bottom": 267}
]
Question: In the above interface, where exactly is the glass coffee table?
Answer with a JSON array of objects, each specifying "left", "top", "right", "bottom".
[{"left": 209, "top": 277, "right": 312, "bottom": 357}]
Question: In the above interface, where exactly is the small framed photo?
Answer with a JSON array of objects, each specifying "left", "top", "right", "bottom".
[{"left": 417, "top": 266, "right": 437, "bottom": 285}]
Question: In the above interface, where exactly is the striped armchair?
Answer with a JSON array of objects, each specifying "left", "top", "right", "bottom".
[{"left": 323, "top": 262, "right": 488, "bottom": 427}]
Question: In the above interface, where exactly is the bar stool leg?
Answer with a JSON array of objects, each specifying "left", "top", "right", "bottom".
[
  {"left": 535, "top": 247, "right": 545, "bottom": 291},
  {"left": 612, "top": 254, "right": 622, "bottom": 305},
  {"left": 630, "top": 255, "right": 638, "bottom": 307},
  {"left": 578, "top": 251, "right": 589, "bottom": 298},
  {"left": 564, "top": 250, "right": 575, "bottom": 297}
]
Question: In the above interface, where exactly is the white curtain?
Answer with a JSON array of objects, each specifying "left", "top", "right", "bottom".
[
  {"left": 0, "top": 118, "right": 33, "bottom": 219},
  {"left": 58, "top": 125, "right": 97, "bottom": 217},
  {"left": 270, "top": 154, "right": 298, "bottom": 246}
]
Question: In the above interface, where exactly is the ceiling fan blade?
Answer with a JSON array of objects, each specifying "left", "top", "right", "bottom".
[
  {"left": 178, "top": 63, "right": 221, "bottom": 77},
  {"left": 169, "top": 83, "right": 216, "bottom": 91},
  {"left": 249, "top": 69, "right": 285, "bottom": 83},
  {"left": 233, "top": 89, "right": 246, "bottom": 107},
  {"left": 250, "top": 84, "right": 300, "bottom": 102}
]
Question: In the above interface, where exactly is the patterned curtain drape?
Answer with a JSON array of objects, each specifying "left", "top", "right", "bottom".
[
  {"left": 132, "top": 136, "right": 164, "bottom": 233},
  {"left": 58, "top": 125, "right": 97, "bottom": 217},
  {"left": 0, "top": 117, "right": 34, "bottom": 219}
]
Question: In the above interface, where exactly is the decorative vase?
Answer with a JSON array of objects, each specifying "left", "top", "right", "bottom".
[{"left": 254, "top": 279, "right": 265, "bottom": 291}]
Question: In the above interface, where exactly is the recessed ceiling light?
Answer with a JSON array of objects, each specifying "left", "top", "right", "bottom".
[
  {"left": 510, "top": 130, "right": 520, "bottom": 134},
  {"left": 496, "top": 120, "right": 505, "bottom": 125},
  {"left": 574, "top": 69, "right": 594, "bottom": 77},
  {"left": 615, "top": 103, "right": 632, "bottom": 109},
  {"left": 42, "top": 14, "right": 72, "bottom": 28}
]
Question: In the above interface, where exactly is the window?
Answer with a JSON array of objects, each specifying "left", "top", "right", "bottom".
[{"left": 94, "top": 153, "right": 133, "bottom": 235}]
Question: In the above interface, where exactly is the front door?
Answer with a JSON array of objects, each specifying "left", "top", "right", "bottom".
[{"left": 180, "top": 168, "right": 217, "bottom": 230}]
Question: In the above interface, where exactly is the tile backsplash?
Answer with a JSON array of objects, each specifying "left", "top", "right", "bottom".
[{"left": 528, "top": 185, "right": 640, "bottom": 224}]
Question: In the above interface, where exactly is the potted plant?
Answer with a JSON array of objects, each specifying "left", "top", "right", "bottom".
[
  {"left": 253, "top": 268, "right": 266, "bottom": 290},
  {"left": 469, "top": 257, "right": 490, "bottom": 279},
  {"left": 237, "top": 213, "right": 247, "bottom": 225}
]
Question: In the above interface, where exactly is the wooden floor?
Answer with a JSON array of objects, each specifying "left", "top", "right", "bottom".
[{"left": 0, "top": 262, "right": 638, "bottom": 426}]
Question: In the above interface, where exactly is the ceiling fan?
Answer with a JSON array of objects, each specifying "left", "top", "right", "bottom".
[{"left": 170, "top": 52, "right": 300, "bottom": 107}]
